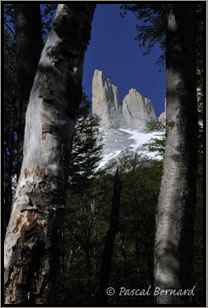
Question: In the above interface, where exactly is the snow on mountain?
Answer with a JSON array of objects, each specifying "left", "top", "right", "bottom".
[
  {"left": 120, "top": 128, "right": 163, "bottom": 158},
  {"left": 96, "top": 129, "right": 164, "bottom": 170},
  {"left": 92, "top": 69, "right": 165, "bottom": 171}
]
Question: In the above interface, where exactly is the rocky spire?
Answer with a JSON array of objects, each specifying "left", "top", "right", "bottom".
[
  {"left": 92, "top": 69, "right": 157, "bottom": 131},
  {"left": 122, "top": 88, "right": 157, "bottom": 130},
  {"left": 92, "top": 70, "right": 123, "bottom": 129}
]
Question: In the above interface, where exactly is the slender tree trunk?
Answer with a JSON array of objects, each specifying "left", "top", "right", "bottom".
[
  {"left": 15, "top": 4, "right": 43, "bottom": 179},
  {"left": 4, "top": 126, "right": 14, "bottom": 235},
  {"left": 85, "top": 242, "right": 92, "bottom": 285},
  {"left": 144, "top": 235, "right": 154, "bottom": 287},
  {"left": 118, "top": 230, "right": 128, "bottom": 282},
  {"left": 154, "top": 4, "right": 197, "bottom": 304},
  {"left": 4, "top": 4, "right": 95, "bottom": 304},
  {"left": 93, "top": 221, "right": 98, "bottom": 294},
  {"left": 118, "top": 230, "right": 127, "bottom": 262},
  {"left": 98, "top": 170, "right": 122, "bottom": 304}
]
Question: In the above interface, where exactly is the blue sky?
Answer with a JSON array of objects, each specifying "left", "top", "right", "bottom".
[{"left": 82, "top": 4, "right": 166, "bottom": 117}]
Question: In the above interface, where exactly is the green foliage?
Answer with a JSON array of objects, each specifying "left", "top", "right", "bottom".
[
  {"left": 121, "top": 3, "right": 168, "bottom": 67},
  {"left": 116, "top": 156, "right": 162, "bottom": 301},
  {"left": 145, "top": 120, "right": 165, "bottom": 132},
  {"left": 67, "top": 94, "right": 103, "bottom": 191},
  {"left": 121, "top": 3, "right": 204, "bottom": 69},
  {"left": 58, "top": 142, "right": 203, "bottom": 305},
  {"left": 57, "top": 173, "right": 114, "bottom": 304},
  {"left": 141, "top": 121, "right": 166, "bottom": 158},
  {"left": 143, "top": 137, "right": 165, "bottom": 157},
  {"left": 57, "top": 154, "right": 164, "bottom": 305}
]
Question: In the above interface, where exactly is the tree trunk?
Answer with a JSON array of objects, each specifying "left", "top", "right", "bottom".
[
  {"left": 154, "top": 4, "right": 197, "bottom": 304},
  {"left": 15, "top": 4, "right": 43, "bottom": 179},
  {"left": 98, "top": 170, "right": 122, "bottom": 304},
  {"left": 93, "top": 218, "right": 98, "bottom": 294},
  {"left": 4, "top": 4, "right": 95, "bottom": 304},
  {"left": 4, "top": 125, "right": 15, "bottom": 235}
]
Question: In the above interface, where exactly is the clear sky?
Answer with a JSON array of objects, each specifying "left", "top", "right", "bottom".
[{"left": 82, "top": 4, "right": 166, "bottom": 117}]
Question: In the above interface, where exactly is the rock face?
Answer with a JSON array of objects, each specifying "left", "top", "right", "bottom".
[
  {"left": 92, "top": 69, "right": 158, "bottom": 157},
  {"left": 92, "top": 70, "right": 124, "bottom": 129},
  {"left": 92, "top": 70, "right": 157, "bottom": 131},
  {"left": 123, "top": 89, "right": 157, "bottom": 130}
]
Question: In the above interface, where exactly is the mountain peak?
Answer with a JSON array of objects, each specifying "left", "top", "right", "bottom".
[
  {"left": 92, "top": 70, "right": 122, "bottom": 129},
  {"left": 91, "top": 70, "right": 161, "bottom": 167},
  {"left": 129, "top": 88, "right": 137, "bottom": 93},
  {"left": 92, "top": 70, "right": 157, "bottom": 131}
]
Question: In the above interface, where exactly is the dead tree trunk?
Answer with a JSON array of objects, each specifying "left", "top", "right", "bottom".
[
  {"left": 154, "top": 4, "right": 197, "bottom": 305},
  {"left": 4, "top": 4, "right": 95, "bottom": 304},
  {"left": 4, "top": 4, "right": 43, "bottom": 233},
  {"left": 98, "top": 170, "right": 122, "bottom": 304},
  {"left": 15, "top": 4, "right": 43, "bottom": 180}
]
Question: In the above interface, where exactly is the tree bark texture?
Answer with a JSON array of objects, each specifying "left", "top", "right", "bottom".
[
  {"left": 15, "top": 4, "right": 43, "bottom": 179},
  {"left": 154, "top": 4, "right": 197, "bottom": 305},
  {"left": 98, "top": 170, "right": 122, "bottom": 304},
  {"left": 4, "top": 4, "right": 95, "bottom": 304}
]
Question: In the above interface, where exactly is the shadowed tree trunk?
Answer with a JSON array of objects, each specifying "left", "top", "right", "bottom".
[
  {"left": 98, "top": 170, "right": 122, "bottom": 304},
  {"left": 4, "top": 4, "right": 95, "bottom": 304},
  {"left": 15, "top": 4, "right": 43, "bottom": 180},
  {"left": 154, "top": 4, "right": 197, "bottom": 305},
  {"left": 4, "top": 4, "right": 43, "bottom": 233}
]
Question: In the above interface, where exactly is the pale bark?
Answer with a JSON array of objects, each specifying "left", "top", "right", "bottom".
[
  {"left": 15, "top": 4, "right": 43, "bottom": 179},
  {"left": 154, "top": 4, "right": 197, "bottom": 305},
  {"left": 4, "top": 4, "right": 43, "bottom": 234},
  {"left": 4, "top": 4, "right": 95, "bottom": 304}
]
